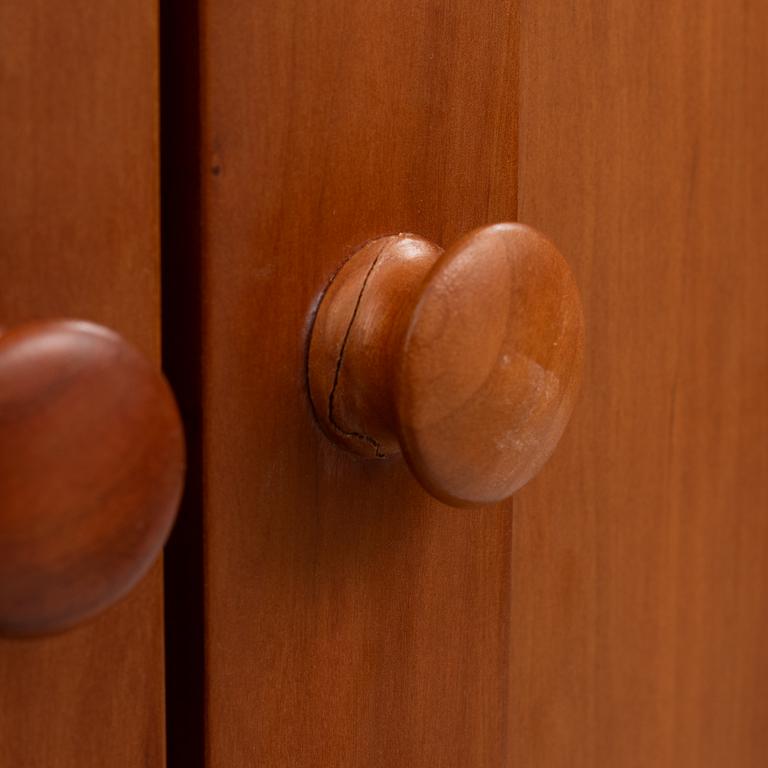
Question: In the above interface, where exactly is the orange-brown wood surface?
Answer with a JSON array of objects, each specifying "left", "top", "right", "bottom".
[
  {"left": 198, "top": 1, "right": 519, "bottom": 765},
  {"left": 190, "top": 0, "right": 768, "bottom": 765},
  {"left": 511, "top": 0, "right": 768, "bottom": 765},
  {"left": 0, "top": 0, "right": 165, "bottom": 764}
]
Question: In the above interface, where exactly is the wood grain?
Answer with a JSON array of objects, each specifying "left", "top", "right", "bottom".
[
  {"left": 511, "top": 0, "right": 768, "bottom": 765},
  {"left": 307, "top": 224, "right": 584, "bottom": 506},
  {"left": 198, "top": 1, "right": 518, "bottom": 764},
  {"left": 0, "top": 0, "right": 165, "bottom": 762}
]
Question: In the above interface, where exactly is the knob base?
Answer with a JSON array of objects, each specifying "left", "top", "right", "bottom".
[{"left": 307, "top": 234, "right": 442, "bottom": 458}]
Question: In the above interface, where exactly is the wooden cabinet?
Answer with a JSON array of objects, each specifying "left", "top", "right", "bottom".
[{"left": 2, "top": 1, "right": 767, "bottom": 766}]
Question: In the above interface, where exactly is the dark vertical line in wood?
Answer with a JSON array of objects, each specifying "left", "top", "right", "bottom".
[{"left": 160, "top": 1, "right": 206, "bottom": 766}]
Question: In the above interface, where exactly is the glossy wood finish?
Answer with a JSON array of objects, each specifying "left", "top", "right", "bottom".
[
  {"left": 308, "top": 224, "right": 583, "bottom": 506},
  {"left": 510, "top": 0, "right": 768, "bottom": 765},
  {"left": 0, "top": 0, "right": 165, "bottom": 762},
  {"left": 0, "top": 320, "right": 184, "bottom": 637},
  {"left": 197, "top": 1, "right": 519, "bottom": 764}
]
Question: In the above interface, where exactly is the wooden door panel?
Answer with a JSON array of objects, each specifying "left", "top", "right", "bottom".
[
  {"left": 198, "top": 1, "right": 519, "bottom": 765},
  {"left": 512, "top": 0, "right": 768, "bottom": 765},
  {"left": 0, "top": 1, "right": 165, "bottom": 764},
  {"left": 190, "top": 1, "right": 768, "bottom": 766}
]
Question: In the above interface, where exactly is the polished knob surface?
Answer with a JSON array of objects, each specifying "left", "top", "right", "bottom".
[
  {"left": 308, "top": 223, "right": 584, "bottom": 506},
  {"left": 0, "top": 320, "right": 185, "bottom": 636}
]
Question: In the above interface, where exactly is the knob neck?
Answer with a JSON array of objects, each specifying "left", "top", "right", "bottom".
[{"left": 308, "top": 234, "right": 441, "bottom": 458}]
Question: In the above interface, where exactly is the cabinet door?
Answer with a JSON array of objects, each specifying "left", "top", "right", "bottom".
[
  {"left": 184, "top": 1, "right": 768, "bottom": 766},
  {"left": 188, "top": 2, "right": 519, "bottom": 765},
  {"left": 0, "top": 1, "right": 165, "bottom": 765},
  {"left": 511, "top": 1, "right": 768, "bottom": 765}
]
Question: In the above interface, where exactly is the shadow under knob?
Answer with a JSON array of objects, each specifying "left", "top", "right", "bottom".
[
  {"left": 0, "top": 320, "right": 185, "bottom": 636},
  {"left": 307, "top": 223, "right": 584, "bottom": 507}
]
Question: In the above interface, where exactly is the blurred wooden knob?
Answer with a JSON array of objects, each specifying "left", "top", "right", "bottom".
[
  {"left": 308, "top": 223, "right": 584, "bottom": 507},
  {"left": 0, "top": 320, "right": 185, "bottom": 636}
]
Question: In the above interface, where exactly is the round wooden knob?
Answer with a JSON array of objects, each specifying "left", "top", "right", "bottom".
[
  {"left": 308, "top": 223, "right": 584, "bottom": 507},
  {"left": 0, "top": 320, "right": 185, "bottom": 636}
]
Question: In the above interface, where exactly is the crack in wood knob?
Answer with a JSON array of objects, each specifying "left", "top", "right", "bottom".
[
  {"left": 0, "top": 320, "right": 185, "bottom": 636},
  {"left": 308, "top": 223, "right": 584, "bottom": 507}
]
